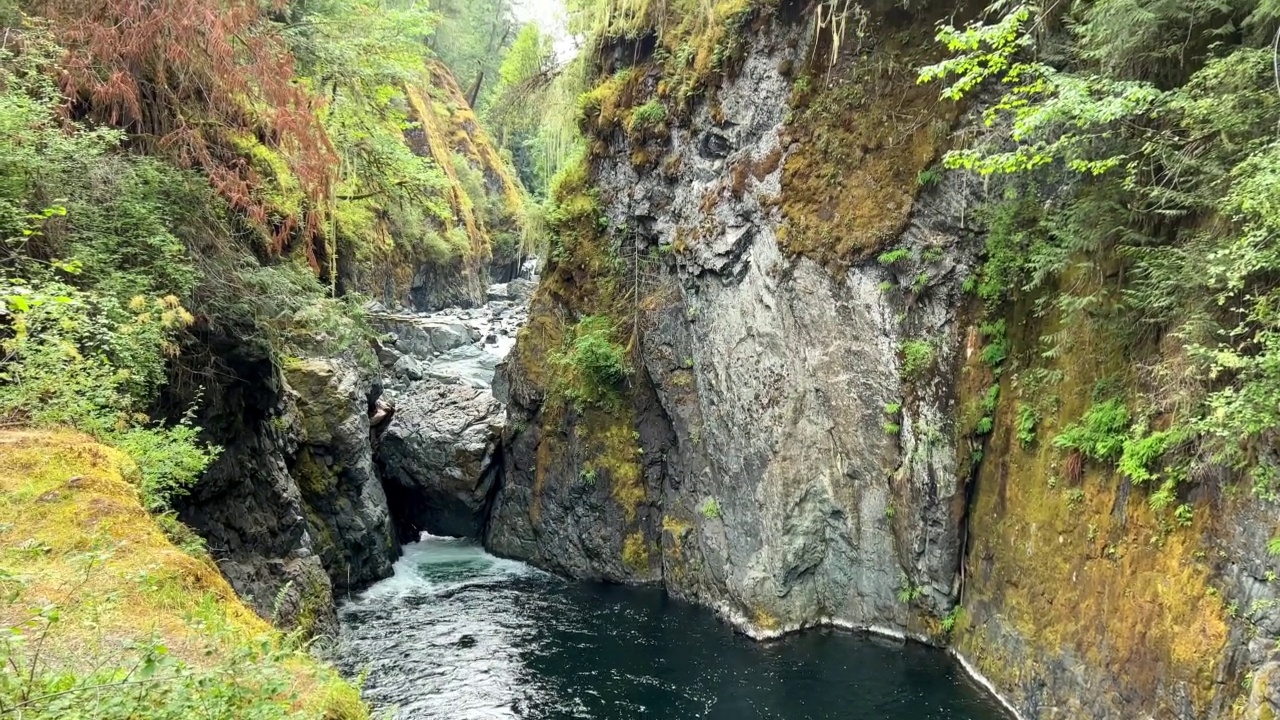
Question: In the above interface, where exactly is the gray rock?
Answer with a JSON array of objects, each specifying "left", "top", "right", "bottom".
[
  {"left": 392, "top": 354, "right": 426, "bottom": 381},
  {"left": 506, "top": 278, "right": 537, "bottom": 302},
  {"left": 377, "top": 379, "right": 506, "bottom": 539},
  {"left": 375, "top": 315, "right": 475, "bottom": 357},
  {"left": 283, "top": 358, "right": 399, "bottom": 591},
  {"left": 376, "top": 344, "right": 403, "bottom": 368}
]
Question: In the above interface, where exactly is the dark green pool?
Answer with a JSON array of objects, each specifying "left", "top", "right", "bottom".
[{"left": 335, "top": 537, "right": 1010, "bottom": 720}]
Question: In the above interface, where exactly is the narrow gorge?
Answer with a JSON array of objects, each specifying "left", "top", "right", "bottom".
[{"left": 3, "top": 0, "right": 1280, "bottom": 718}]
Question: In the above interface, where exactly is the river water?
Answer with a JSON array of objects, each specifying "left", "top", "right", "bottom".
[{"left": 334, "top": 535, "right": 1010, "bottom": 720}]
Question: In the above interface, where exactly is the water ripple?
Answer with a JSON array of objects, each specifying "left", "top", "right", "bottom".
[{"left": 334, "top": 536, "right": 1009, "bottom": 720}]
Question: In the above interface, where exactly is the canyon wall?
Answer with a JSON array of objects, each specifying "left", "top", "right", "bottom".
[{"left": 486, "top": 3, "right": 1280, "bottom": 718}]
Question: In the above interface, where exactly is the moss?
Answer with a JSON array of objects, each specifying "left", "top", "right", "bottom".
[
  {"left": 293, "top": 448, "right": 337, "bottom": 497},
  {"left": 777, "top": 16, "right": 959, "bottom": 270},
  {"left": 0, "top": 429, "right": 366, "bottom": 719},
  {"left": 578, "top": 69, "right": 645, "bottom": 139},
  {"left": 228, "top": 131, "right": 306, "bottom": 221},
  {"left": 661, "top": 515, "right": 692, "bottom": 556},
  {"left": 622, "top": 530, "right": 650, "bottom": 571},
  {"left": 955, "top": 297, "right": 1229, "bottom": 716},
  {"left": 752, "top": 607, "right": 780, "bottom": 633},
  {"left": 584, "top": 407, "right": 645, "bottom": 522}
]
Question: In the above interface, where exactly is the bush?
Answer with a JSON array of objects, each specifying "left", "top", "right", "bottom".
[
  {"left": 0, "top": 278, "right": 217, "bottom": 512},
  {"left": 550, "top": 315, "right": 630, "bottom": 407},
  {"left": 1053, "top": 399, "right": 1130, "bottom": 462},
  {"left": 699, "top": 497, "right": 722, "bottom": 519}
]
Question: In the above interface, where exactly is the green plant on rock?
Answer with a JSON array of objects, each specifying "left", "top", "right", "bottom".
[
  {"left": 550, "top": 315, "right": 631, "bottom": 408},
  {"left": 1265, "top": 536, "right": 1280, "bottom": 557},
  {"left": 699, "top": 497, "right": 722, "bottom": 519},
  {"left": 897, "top": 578, "right": 925, "bottom": 604},
  {"left": 900, "top": 339, "right": 936, "bottom": 380},
  {"left": 1016, "top": 404, "right": 1039, "bottom": 447},
  {"left": 1053, "top": 399, "right": 1130, "bottom": 462},
  {"left": 878, "top": 248, "right": 911, "bottom": 266},
  {"left": 627, "top": 100, "right": 666, "bottom": 134},
  {"left": 940, "top": 606, "right": 963, "bottom": 634}
]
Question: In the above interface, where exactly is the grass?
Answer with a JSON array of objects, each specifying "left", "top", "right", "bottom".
[{"left": 0, "top": 429, "right": 365, "bottom": 719}]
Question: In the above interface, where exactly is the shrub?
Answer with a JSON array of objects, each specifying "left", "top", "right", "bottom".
[
  {"left": 550, "top": 315, "right": 630, "bottom": 407},
  {"left": 699, "top": 497, "right": 722, "bottom": 519},
  {"left": 0, "top": 279, "right": 217, "bottom": 512}
]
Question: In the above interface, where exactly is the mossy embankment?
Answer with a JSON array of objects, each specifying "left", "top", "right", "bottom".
[
  {"left": 954, "top": 295, "right": 1233, "bottom": 717},
  {"left": 0, "top": 429, "right": 366, "bottom": 719}
]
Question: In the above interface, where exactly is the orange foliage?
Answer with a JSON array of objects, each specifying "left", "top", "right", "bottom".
[{"left": 36, "top": 0, "right": 336, "bottom": 262}]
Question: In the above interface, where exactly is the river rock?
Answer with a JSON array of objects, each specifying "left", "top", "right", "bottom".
[
  {"left": 376, "top": 315, "right": 475, "bottom": 357},
  {"left": 392, "top": 354, "right": 426, "bottom": 381},
  {"left": 377, "top": 379, "right": 505, "bottom": 539}
]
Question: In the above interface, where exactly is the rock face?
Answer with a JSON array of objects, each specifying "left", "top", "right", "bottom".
[
  {"left": 371, "top": 294, "right": 528, "bottom": 540},
  {"left": 282, "top": 358, "right": 398, "bottom": 591},
  {"left": 378, "top": 381, "right": 504, "bottom": 539},
  {"left": 489, "top": 17, "right": 974, "bottom": 632},
  {"left": 173, "top": 332, "right": 345, "bottom": 635},
  {"left": 488, "top": 5, "right": 1280, "bottom": 720}
]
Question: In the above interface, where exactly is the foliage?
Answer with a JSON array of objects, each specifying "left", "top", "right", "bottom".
[
  {"left": 699, "top": 497, "right": 722, "bottom": 519},
  {"left": 1016, "top": 404, "right": 1039, "bottom": 447},
  {"left": 900, "top": 339, "right": 936, "bottom": 380},
  {"left": 921, "top": 0, "right": 1280, "bottom": 497},
  {"left": 1053, "top": 399, "right": 1130, "bottom": 462},
  {"left": 878, "top": 248, "right": 912, "bottom": 265},
  {"left": 430, "top": 0, "right": 520, "bottom": 106},
  {"left": 628, "top": 100, "right": 667, "bottom": 133},
  {"left": 940, "top": 606, "right": 963, "bottom": 634},
  {"left": 550, "top": 315, "right": 631, "bottom": 407},
  {"left": 897, "top": 580, "right": 925, "bottom": 604},
  {"left": 0, "top": 609, "right": 341, "bottom": 720},
  {"left": 31, "top": 0, "right": 335, "bottom": 257},
  {"left": 0, "top": 431, "right": 366, "bottom": 719}
]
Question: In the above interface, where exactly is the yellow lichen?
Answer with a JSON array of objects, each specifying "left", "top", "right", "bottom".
[{"left": 622, "top": 530, "right": 650, "bottom": 571}]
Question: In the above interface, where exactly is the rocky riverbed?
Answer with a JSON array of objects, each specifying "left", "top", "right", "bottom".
[{"left": 369, "top": 277, "right": 537, "bottom": 542}]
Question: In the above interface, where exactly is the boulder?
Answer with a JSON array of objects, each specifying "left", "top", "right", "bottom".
[{"left": 376, "top": 379, "right": 506, "bottom": 539}]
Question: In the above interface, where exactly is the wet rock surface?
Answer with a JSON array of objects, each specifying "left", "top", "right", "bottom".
[
  {"left": 488, "top": 21, "right": 976, "bottom": 632},
  {"left": 282, "top": 358, "right": 398, "bottom": 591},
  {"left": 371, "top": 281, "right": 531, "bottom": 541}
]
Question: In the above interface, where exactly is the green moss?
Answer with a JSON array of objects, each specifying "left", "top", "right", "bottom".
[
  {"left": 955, "top": 298, "right": 1229, "bottom": 716},
  {"left": 777, "top": 15, "right": 958, "bottom": 270},
  {"left": 0, "top": 429, "right": 367, "bottom": 719}
]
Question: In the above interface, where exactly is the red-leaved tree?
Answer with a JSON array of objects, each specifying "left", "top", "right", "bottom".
[{"left": 34, "top": 0, "right": 336, "bottom": 263}]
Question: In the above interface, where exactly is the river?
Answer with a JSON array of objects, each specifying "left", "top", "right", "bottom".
[{"left": 333, "top": 535, "right": 1011, "bottom": 720}]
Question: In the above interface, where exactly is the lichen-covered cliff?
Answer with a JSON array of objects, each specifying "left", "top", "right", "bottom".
[{"left": 486, "top": 1, "right": 1280, "bottom": 718}]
